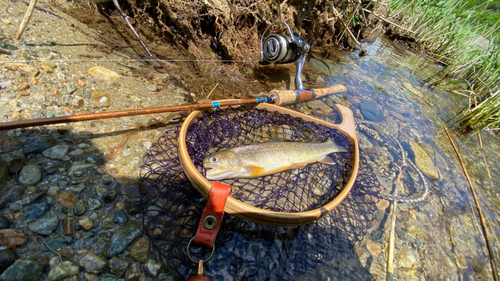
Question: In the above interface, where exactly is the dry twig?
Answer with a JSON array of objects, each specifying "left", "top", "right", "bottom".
[
  {"left": 444, "top": 127, "right": 499, "bottom": 281},
  {"left": 15, "top": 0, "right": 38, "bottom": 40}
]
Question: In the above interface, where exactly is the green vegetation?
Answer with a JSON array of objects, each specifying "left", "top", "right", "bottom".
[{"left": 385, "top": 0, "right": 500, "bottom": 133}]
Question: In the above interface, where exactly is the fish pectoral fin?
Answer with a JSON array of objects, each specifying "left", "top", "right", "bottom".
[
  {"left": 291, "top": 163, "right": 308, "bottom": 169},
  {"left": 318, "top": 156, "right": 335, "bottom": 164},
  {"left": 243, "top": 165, "right": 266, "bottom": 177}
]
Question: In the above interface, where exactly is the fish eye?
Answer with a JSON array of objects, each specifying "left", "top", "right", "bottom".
[{"left": 211, "top": 157, "right": 218, "bottom": 163}]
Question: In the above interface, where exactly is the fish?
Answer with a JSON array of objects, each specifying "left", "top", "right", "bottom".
[{"left": 203, "top": 138, "right": 347, "bottom": 180}]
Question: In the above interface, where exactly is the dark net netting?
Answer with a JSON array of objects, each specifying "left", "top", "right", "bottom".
[{"left": 140, "top": 106, "right": 382, "bottom": 279}]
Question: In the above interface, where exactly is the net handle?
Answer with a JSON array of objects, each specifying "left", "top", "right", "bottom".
[{"left": 178, "top": 104, "right": 359, "bottom": 226}]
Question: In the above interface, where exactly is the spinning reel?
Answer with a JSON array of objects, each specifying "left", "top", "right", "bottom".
[{"left": 259, "top": 21, "right": 310, "bottom": 91}]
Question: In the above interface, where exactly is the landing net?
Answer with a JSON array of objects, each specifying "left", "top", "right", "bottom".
[{"left": 140, "top": 106, "right": 382, "bottom": 278}]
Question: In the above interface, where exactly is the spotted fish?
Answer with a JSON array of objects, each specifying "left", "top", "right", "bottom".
[{"left": 203, "top": 138, "right": 347, "bottom": 180}]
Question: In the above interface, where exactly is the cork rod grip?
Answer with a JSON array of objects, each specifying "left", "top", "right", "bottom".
[{"left": 271, "top": 84, "right": 347, "bottom": 105}]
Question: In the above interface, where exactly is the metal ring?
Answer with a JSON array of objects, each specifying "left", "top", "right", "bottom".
[{"left": 187, "top": 237, "right": 215, "bottom": 264}]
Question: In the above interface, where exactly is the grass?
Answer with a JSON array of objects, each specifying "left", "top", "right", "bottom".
[{"left": 383, "top": 0, "right": 500, "bottom": 133}]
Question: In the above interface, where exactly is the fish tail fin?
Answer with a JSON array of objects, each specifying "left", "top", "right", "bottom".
[{"left": 327, "top": 138, "right": 347, "bottom": 153}]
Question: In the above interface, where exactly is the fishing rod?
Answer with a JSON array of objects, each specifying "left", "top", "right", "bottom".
[{"left": 0, "top": 84, "right": 347, "bottom": 131}]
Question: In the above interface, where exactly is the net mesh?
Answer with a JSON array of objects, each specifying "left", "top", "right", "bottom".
[{"left": 140, "top": 106, "right": 382, "bottom": 279}]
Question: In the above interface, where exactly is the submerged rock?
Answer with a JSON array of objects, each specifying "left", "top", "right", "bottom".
[
  {"left": 78, "top": 252, "right": 107, "bottom": 274},
  {"left": 2, "top": 63, "right": 39, "bottom": 76},
  {"left": 0, "top": 136, "right": 21, "bottom": 153},
  {"left": 144, "top": 259, "right": 161, "bottom": 277},
  {"left": 42, "top": 144, "right": 70, "bottom": 160},
  {"left": 102, "top": 221, "right": 142, "bottom": 258},
  {"left": 0, "top": 186, "right": 24, "bottom": 209},
  {"left": 0, "top": 229, "right": 28, "bottom": 249},
  {"left": 130, "top": 236, "right": 150, "bottom": 263},
  {"left": 358, "top": 100, "right": 383, "bottom": 122},
  {"left": 1, "top": 259, "right": 43, "bottom": 281},
  {"left": 109, "top": 257, "right": 130, "bottom": 277},
  {"left": 409, "top": 141, "right": 439, "bottom": 180},
  {"left": 56, "top": 191, "right": 78, "bottom": 209},
  {"left": 23, "top": 135, "right": 58, "bottom": 154}
]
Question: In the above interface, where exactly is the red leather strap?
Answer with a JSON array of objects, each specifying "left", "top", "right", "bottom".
[{"left": 194, "top": 181, "right": 231, "bottom": 248}]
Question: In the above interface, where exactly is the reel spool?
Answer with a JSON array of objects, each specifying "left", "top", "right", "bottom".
[
  {"left": 178, "top": 100, "right": 359, "bottom": 226},
  {"left": 259, "top": 21, "right": 310, "bottom": 90}
]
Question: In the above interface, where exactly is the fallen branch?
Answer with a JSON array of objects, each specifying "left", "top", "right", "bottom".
[
  {"left": 386, "top": 166, "right": 401, "bottom": 281},
  {"left": 15, "top": 0, "right": 38, "bottom": 40},
  {"left": 444, "top": 127, "right": 499, "bottom": 281}
]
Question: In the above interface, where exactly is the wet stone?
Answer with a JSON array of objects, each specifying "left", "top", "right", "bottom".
[
  {"left": 88, "top": 198, "right": 102, "bottom": 210},
  {"left": 359, "top": 100, "right": 383, "bottom": 122},
  {"left": 0, "top": 259, "right": 42, "bottom": 281},
  {"left": 144, "top": 259, "right": 161, "bottom": 277},
  {"left": 130, "top": 236, "right": 150, "bottom": 263},
  {"left": 56, "top": 191, "right": 78, "bottom": 210},
  {"left": 42, "top": 144, "right": 70, "bottom": 160},
  {"left": 48, "top": 261, "right": 79, "bottom": 281},
  {"left": 125, "top": 263, "right": 142, "bottom": 281},
  {"left": 58, "top": 180, "right": 69, "bottom": 189},
  {"left": 0, "top": 249, "right": 18, "bottom": 274},
  {"left": 78, "top": 217, "right": 94, "bottom": 231},
  {"left": 306, "top": 100, "right": 333, "bottom": 115},
  {"left": 73, "top": 201, "right": 87, "bottom": 216},
  {"left": 409, "top": 141, "right": 439, "bottom": 180},
  {"left": 0, "top": 186, "right": 24, "bottom": 209},
  {"left": 102, "top": 221, "right": 142, "bottom": 258},
  {"left": 46, "top": 237, "right": 66, "bottom": 251},
  {"left": 23, "top": 201, "right": 50, "bottom": 220},
  {"left": 8, "top": 200, "right": 22, "bottom": 211},
  {"left": 114, "top": 209, "right": 128, "bottom": 224},
  {"left": 48, "top": 186, "right": 59, "bottom": 197},
  {"left": 78, "top": 252, "right": 107, "bottom": 274},
  {"left": 109, "top": 257, "right": 130, "bottom": 277},
  {"left": 0, "top": 215, "right": 10, "bottom": 229},
  {"left": 0, "top": 229, "right": 28, "bottom": 249},
  {"left": 103, "top": 190, "right": 117, "bottom": 204},
  {"left": 19, "top": 164, "right": 42, "bottom": 186},
  {"left": 0, "top": 136, "right": 21, "bottom": 153},
  {"left": 70, "top": 182, "right": 86, "bottom": 194},
  {"left": 23, "top": 135, "right": 57, "bottom": 154},
  {"left": 28, "top": 215, "right": 59, "bottom": 235}
]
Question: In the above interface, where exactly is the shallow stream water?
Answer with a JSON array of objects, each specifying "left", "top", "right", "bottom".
[{"left": 0, "top": 1, "right": 499, "bottom": 280}]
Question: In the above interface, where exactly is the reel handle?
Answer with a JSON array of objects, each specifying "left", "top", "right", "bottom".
[{"left": 270, "top": 84, "right": 347, "bottom": 105}]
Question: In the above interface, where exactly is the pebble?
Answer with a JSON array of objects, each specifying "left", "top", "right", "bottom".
[
  {"left": 103, "top": 190, "right": 117, "bottom": 204},
  {"left": 8, "top": 200, "right": 22, "bottom": 211},
  {"left": 47, "top": 186, "right": 60, "bottom": 197},
  {"left": 0, "top": 186, "right": 23, "bottom": 209},
  {"left": 73, "top": 201, "right": 87, "bottom": 216},
  {"left": 68, "top": 163, "right": 95, "bottom": 177},
  {"left": 114, "top": 209, "right": 128, "bottom": 224},
  {"left": 2, "top": 63, "right": 39, "bottom": 77},
  {"left": 0, "top": 249, "right": 18, "bottom": 273},
  {"left": 42, "top": 144, "right": 70, "bottom": 160},
  {"left": 0, "top": 216, "right": 10, "bottom": 229},
  {"left": 102, "top": 221, "right": 142, "bottom": 258},
  {"left": 125, "top": 263, "right": 142, "bottom": 281},
  {"left": 78, "top": 252, "right": 107, "bottom": 274},
  {"left": 84, "top": 272, "right": 98, "bottom": 281},
  {"left": 359, "top": 100, "right": 383, "bottom": 122},
  {"left": 70, "top": 183, "right": 86, "bottom": 194},
  {"left": 144, "top": 259, "right": 161, "bottom": 277},
  {"left": 28, "top": 215, "right": 59, "bottom": 235},
  {"left": 366, "top": 239, "right": 382, "bottom": 257},
  {"left": 109, "top": 257, "right": 130, "bottom": 278},
  {"left": 23, "top": 202, "right": 50, "bottom": 220},
  {"left": 88, "top": 66, "right": 121, "bottom": 81},
  {"left": 397, "top": 248, "right": 418, "bottom": 269},
  {"left": 56, "top": 191, "right": 78, "bottom": 209},
  {"left": 19, "top": 164, "right": 42, "bottom": 186},
  {"left": 0, "top": 229, "right": 28, "bottom": 249},
  {"left": 130, "top": 236, "right": 150, "bottom": 263},
  {"left": 0, "top": 136, "right": 21, "bottom": 153},
  {"left": 47, "top": 261, "right": 79, "bottom": 281},
  {"left": 88, "top": 198, "right": 102, "bottom": 210},
  {"left": 78, "top": 217, "right": 94, "bottom": 231},
  {"left": 68, "top": 149, "right": 84, "bottom": 157},
  {"left": 0, "top": 259, "right": 42, "bottom": 281},
  {"left": 90, "top": 92, "right": 111, "bottom": 107},
  {"left": 306, "top": 100, "right": 333, "bottom": 115},
  {"left": 60, "top": 248, "right": 74, "bottom": 259}
]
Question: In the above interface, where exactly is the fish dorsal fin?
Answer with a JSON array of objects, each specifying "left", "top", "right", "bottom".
[
  {"left": 318, "top": 155, "right": 335, "bottom": 165},
  {"left": 243, "top": 165, "right": 266, "bottom": 177}
]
